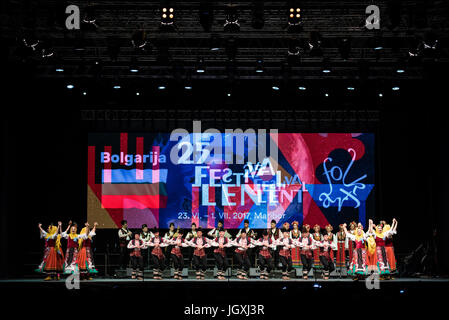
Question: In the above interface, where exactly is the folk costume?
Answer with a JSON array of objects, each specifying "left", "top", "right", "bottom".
[
  {"left": 298, "top": 231, "right": 314, "bottom": 279},
  {"left": 77, "top": 227, "right": 98, "bottom": 278},
  {"left": 384, "top": 225, "right": 397, "bottom": 274},
  {"left": 36, "top": 226, "right": 64, "bottom": 280},
  {"left": 345, "top": 230, "right": 368, "bottom": 278},
  {"left": 118, "top": 226, "right": 132, "bottom": 269},
  {"left": 127, "top": 238, "right": 146, "bottom": 279},
  {"left": 276, "top": 237, "right": 295, "bottom": 280},
  {"left": 336, "top": 226, "right": 348, "bottom": 270},
  {"left": 233, "top": 236, "right": 255, "bottom": 280},
  {"left": 290, "top": 222, "right": 301, "bottom": 267},
  {"left": 312, "top": 225, "right": 323, "bottom": 271},
  {"left": 254, "top": 237, "right": 275, "bottom": 279},
  {"left": 62, "top": 229, "right": 81, "bottom": 274},
  {"left": 188, "top": 236, "right": 211, "bottom": 279},
  {"left": 316, "top": 238, "right": 337, "bottom": 279},
  {"left": 168, "top": 236, "right": 189, "bottom": 279},
  {"left": 211, "top": 235, "right": 232, "bottom": 279},
  {"left": 147, "top": 235, "right": 168, "bottom": 279}
]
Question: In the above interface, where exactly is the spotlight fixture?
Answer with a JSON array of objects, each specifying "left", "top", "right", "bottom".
[
  {"left": 131, "top": 29, "right": 150, "bottom": 52},
  {"left": 196, "top": 57, "right": 206, "bottom": 73},
  {"left": 272, "top": 85, "right": 280, "bottom": 91},
  {"left": 392, "top": 86, "right": 400, "bottom": 91},
  {"left": 82, "top": 5, "right": 98, "bottom": 30},
  {"left": 209, "top": 35, "right": 221, "bottom": 51},
  {"left": 298, "top": 86, "right": 306, "bottom": 90},
  {"left": 66, "top": 84, "right": 74, "bottom": 89},
  {"left": 347, "top": 86, "right": 355, "bottom": 90},
  {"left": 161, "top": 7, "right": 175, "bottom": 24},
  {"left": 113, "top": 85, "right": 121, "bottom": 89},
  {"left": 184, "top": 86, "right": 192, "bottom": 90},
  {"left": 224, "top": 5, "right": 240, "bottom": 32},
  {"left": 288, "top": 7, "right": 302, "bottom": 26},
  {"left": 160, "top": 6, "right": 176, "bottom": 31},
  {"left": 129, "top": 57, "right": 139, "bottom": 73},
  {"left": 308, "top": 31, "right": 323, "bottom": 56},
  {"left": 158, "top": 85, "right": 166, "bottom": 90},
  {"left": 56, "top": 67, "right": 64, "bottom": 72},
  {"left": 255, "top": 59, "right": 264, "bottom": 73}
]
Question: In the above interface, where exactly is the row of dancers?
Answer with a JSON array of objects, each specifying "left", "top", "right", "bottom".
[
  {"left": 120, "top": 218, "right": 398, "bottom": 280},
  {"left": 36, "top": 218, "right": 398, "bottom": 281},
  {"left": 36, "top": 221, "right": 97, "bottom": 280}
]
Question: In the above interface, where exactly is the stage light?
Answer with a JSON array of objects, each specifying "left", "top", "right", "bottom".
[
  {"left": 185, "top": 86, "right": 192, "bottom": 90},
  {"left": 308, "top": 31, "right": 323, "bottom": 56},
  {"left": 392, "top": 86, "right": 400, "bottom": 91},
  {"left": 136, "top": 92, "right": 140, "bottom": 96},
  {"left": 224, "top": 5, "right": 240, "bottom": 32},
  {"left": 209, "top": 35, "right": 221, "bottom": 51},
  {"left": 196, "top": 58, "right": 205, "bottom": 73},
  {"left": 287, "top": 6, "right": 302, "bottom": 32},
  {"left": 324, "top": 93, "right": 329, "bottom": 97},
  {"left": 272, "top": 86, "right": 280, "bottom": 91},
  {"left": 113, "top": 85, "right": 121, "bottom": 89},
  {"left": 129, "top": 57, "right": 139, "bottom": 73},
  {"left": 131, "top": 29, "right": 149, "bottom": 52},
  {"left": 322, "top": 69, "right": 331, "bottom": 73},
  {"left": 396, "top": 69, "right": 405, "bottom": 73},
  {"left": 379, "top": 93, "right": 383, "bottom": 97},
  {"left": 56, "top": 67, "right": 64, "bottom": 72},
  {"left": 347, "top": 87, "right": 355, "bottom": 90},
  {"left": 227, "top": 93, "right": 231, "bottom": 97},
  {"left": 161, "top": 7, "right": 175, "bottom": 25},
  {"left": 82, "top": 5, "right": 98, "bottom": 30},
  {"left": 67, "top": 84, "right": 74, "bottom": 89},
  {"left": 158, "top": 85, "right": 166, "bottom": 90},
  {"left": 313, "top": 283, "right": 322, "bottom": 288},
  {"left": 255, "top": 59, "right": 264, "bottom": 73},
  {"left": 298, "top": 86, "right": 306, "bottom": 90},
  {"left": 83, "top": 91, "right": 87, "bottom": 95}
]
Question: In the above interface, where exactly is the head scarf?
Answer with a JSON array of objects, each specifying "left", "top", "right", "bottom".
[
  {"left": 78, "top": 227, "right": 90, "bottom": 249},
  {"left": 367, "top": 235, "right": 376, "bottom": 255},
  {"left": 46, "top": 225, "right": 61, "bottom": 252}
]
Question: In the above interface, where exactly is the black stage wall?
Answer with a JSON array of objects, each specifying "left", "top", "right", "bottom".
[{"left": 1, "top": 59, "right": 449, "bottom": 278}]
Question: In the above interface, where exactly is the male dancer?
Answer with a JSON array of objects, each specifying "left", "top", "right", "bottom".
[
  {"left": 118, "top": 220, "right": 132, "bottom": 270},
  {"left": 188, "top": 228, "right": 210, "bottom": 280},
  {"left": 255, "top": 230, "right": 275, "bottom": 279},
  {"left": 146, "top": 228, "right": 167, "bottom": 280},
  {"left": 127, "top": 233, "right": 145, "bottom": 280},
  {"left": 233, "top": 229, "right": 254, "bottom": 280},
  {"left": 211, "top": 228, "right": 232, "bottom": 280}
]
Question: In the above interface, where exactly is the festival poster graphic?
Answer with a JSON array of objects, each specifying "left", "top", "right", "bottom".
[{"left": 87, "top": 132, "right": 374, "bottom": 229}]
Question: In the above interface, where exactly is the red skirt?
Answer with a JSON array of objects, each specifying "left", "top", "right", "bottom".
[
  {"left": 77, "top": 247, "right": 98, "bottom": 274},
  {"left": 336, "top": 242, "right": 346, "bottom": 268},
  {"left": 385, "top": 246, "right": 397, "bottom": 272},
  {"left": 313, "top": 248, "right": 322, "bottom": 268},
  {"left": 38, "top": 247, "right": 64, "bottom": 273},
  {"left": 291, "top": 247, "right": 301, "bottom": 267}
]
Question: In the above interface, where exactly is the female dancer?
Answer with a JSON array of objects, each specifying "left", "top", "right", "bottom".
[
  {"left": 347, "top": 221, "right": 357, "bottom": 263},
  {"left": 298, "top": 224, "right": 314, "bottom": 279},
  {"left": 335, "top": 224, "right": 348, "bottom": 273},
  {"left": 254, "top": 230, "right": 276, "bottom": 279},
  {"left": 167, "top": 229, "right": 189, "bottom": 280},
  {"left": 211, "top": 228, "right": 232, "bottom": 280},
  {"left": 343, "top": 223, "right": 368, "bottom": 280},
  {"left": 290, "top": 221, "right": 301, "bottom": 268},
  {"left": 368, "top": 219, "right": 393, "bottom": 279},
  {"left": 187, "top": 228, "right": 211, "bottom": 280},
  {"left": 61, "top": 221, "right": 81, "bottom": 274},
  {"left": 384, "top": 218, "right": 398, "bottom": 276},
  {"left": 77, "top": 222, "right": 98, "bottom": 279},
  {"left": 232, "top": 229, "right": 255, "bottom": 280},
  {"left": 312, "top": 224, "right": 323, "bottom": 272},
  {"left": 36, "top": 222, "right": 64, "bottom": 280}
]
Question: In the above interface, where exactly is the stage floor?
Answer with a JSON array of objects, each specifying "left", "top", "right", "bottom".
[{"left": 1, "top": 277, "right": 448, "bottom": 283}]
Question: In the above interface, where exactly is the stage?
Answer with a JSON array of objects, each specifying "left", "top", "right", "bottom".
[{"left": 1, "top": 276, "right": 448, "bottom": 317}]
